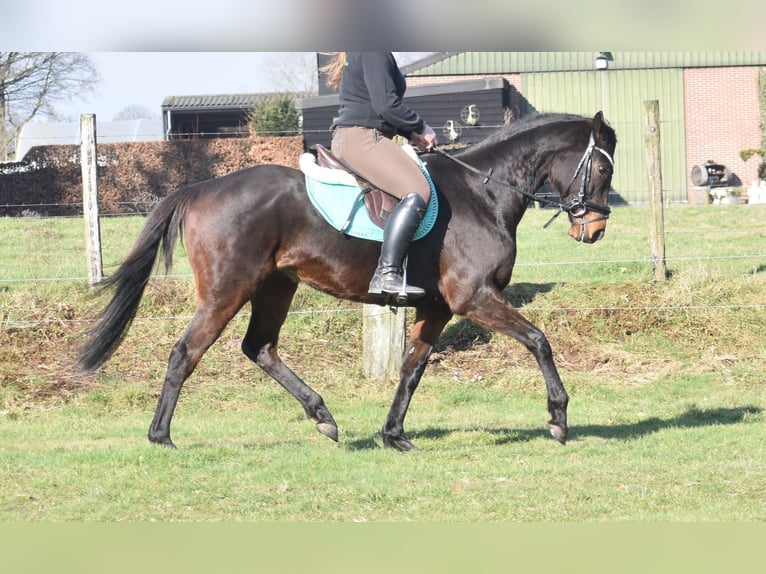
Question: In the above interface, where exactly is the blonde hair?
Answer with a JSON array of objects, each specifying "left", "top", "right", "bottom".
[{"left": 321, "top": 52, "right": 347, "bottom": 90}]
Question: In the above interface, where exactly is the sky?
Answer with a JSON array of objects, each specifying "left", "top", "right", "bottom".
[{"left": 56, "top": 53, "right": 304, "bottom": 123}]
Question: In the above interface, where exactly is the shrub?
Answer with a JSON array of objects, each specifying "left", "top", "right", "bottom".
[{"left": 249, "top": 95, "right": 301, "bottom": 137}]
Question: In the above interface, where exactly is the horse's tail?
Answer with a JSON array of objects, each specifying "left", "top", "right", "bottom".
[{"left": 78, "top": 188, "right": 198, "bottom": 372}]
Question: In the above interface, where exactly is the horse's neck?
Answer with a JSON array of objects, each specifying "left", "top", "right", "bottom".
[
  {"left": 434, "top": 148, "right": 533, "bottom": 236},
  {"left": 465, "top": 128, "right": 556, "bottom": 182},
  {"left": 453, "top": 128, "right": 579, "bottom": 235},
  {"left": 458, "top": 131, "right": 555, "bottom": 202}
]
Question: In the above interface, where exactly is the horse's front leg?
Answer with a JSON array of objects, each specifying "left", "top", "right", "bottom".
[
  {"left": 382, "top": 310, "right": 452, "bottom": 451},
  {"left": 465, "top": 289, "right": 569, "bottom": 443}
]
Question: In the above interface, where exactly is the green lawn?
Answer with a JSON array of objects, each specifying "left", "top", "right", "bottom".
[{"left": 1, "top": 205, "right": 764, "bottom": 521}]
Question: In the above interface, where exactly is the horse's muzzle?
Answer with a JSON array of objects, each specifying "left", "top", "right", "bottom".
[{"left": 569, "top": 215, "right": 607, "bottom": 243}]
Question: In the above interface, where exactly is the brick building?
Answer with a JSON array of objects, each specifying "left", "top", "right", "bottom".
[{"left": 683, "top": 66, "right": 763, "bottom": 189}]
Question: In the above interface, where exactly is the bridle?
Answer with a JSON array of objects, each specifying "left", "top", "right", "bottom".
[
  {"left": 557, "top": 132, "right": 614, "bottom": 223},
  {"left": 431, "top": 131, "right": 614, "bottom": 230}
]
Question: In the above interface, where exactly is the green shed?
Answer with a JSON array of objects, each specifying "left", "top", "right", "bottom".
[{"left": 404, "top": 52, "right": 766, "bottom": 203}]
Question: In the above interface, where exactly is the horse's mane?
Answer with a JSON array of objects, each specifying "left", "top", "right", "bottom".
[{"left": 459, "top": 113, "right": 592, "bottom": 156}]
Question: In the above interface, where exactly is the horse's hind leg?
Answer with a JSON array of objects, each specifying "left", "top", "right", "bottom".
[
  {"left": 148, "top": 303, "right": 241, "bottom": 448},
  {"left": 241, "top": 274, "right": 339, "bottom": 442}
]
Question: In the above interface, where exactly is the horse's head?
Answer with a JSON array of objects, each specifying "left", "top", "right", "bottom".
[{"left": 553, "top": 112, "right": 617, "bottom": 244}]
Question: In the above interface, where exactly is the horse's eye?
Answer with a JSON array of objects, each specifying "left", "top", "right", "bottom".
[{"left": 598, "top": 165, "right": 610, "bottom": 176}]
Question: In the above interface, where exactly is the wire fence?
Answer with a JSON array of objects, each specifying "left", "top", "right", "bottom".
[
  {"left": 4, "top": 298, "right": 766, "bottom": 327},
  {"left": 3, "top": 239, "right": 766, "bottom": 327},
  {"left": 2, "top": 252, "right": 766, "bottom": 280}
]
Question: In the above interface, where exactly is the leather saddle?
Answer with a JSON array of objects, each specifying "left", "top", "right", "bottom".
[{"left": 313, "top": 144, "right": 398, "bottom": 229}]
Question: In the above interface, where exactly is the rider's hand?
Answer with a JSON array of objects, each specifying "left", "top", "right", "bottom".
[{"left": 411, "top": 123, "right": 438, "bottom": 151}]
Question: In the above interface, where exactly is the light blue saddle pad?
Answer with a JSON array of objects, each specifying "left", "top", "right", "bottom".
[{"left": 302, "top": 154, "right": 438, "bottom": 242}]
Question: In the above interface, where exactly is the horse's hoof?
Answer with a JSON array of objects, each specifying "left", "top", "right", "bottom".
[
  {"left": 150, "top": 438, "right": 177, "bottom": 449},
  {"left": 381, "top": 432, "right": 420, "bottom": 452},
  {"left": 547, "top": 423, "right": 568, "bottom": 444},
  {"left": 148, "top": 431, "right": 177, "bottom": 449},
  {"left": 316, "top": 422, "right": 339, "bottom": 442}
]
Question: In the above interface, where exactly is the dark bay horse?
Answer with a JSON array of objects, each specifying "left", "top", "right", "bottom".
[{"left": 79, "top": 112, "right": 617, "bottom": 451}]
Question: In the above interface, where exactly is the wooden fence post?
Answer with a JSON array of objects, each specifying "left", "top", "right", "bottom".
[
  {"left": 80, "top": 114, "right": 103, "bottom": 286},
  {"left": 362, "top": 304, "right": 406, "bottom": 381},
  {"left": 644, "top": 100, "right": 667, "bottom": 282}
]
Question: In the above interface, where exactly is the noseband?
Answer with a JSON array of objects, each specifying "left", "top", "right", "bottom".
[{"left": 433, "top": 131, "right": 614, "bottom": 230}]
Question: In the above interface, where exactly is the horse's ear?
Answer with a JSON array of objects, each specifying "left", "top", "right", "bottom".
[
  {"left": 592, "top": 111, "right": 613, "bottom": 146},
  {"left": 593, "top": 111, "right": 604, "bottom": 135}
]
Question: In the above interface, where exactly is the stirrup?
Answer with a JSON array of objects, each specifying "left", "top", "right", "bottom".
[
  {"left": 368, "top": 258, "right": 425, "bottom": 301},
  {"left": 397, "top": 256, "right": 425, "bottom": 300},
  {"left": 368, "top": 274, "right": 424, "bottom": 297}
]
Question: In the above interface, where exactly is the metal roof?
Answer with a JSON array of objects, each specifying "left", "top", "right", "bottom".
[
  {"left": 298, "top": 77, "right": 508, "bottom": 110},
  {"left": 161, "top": 92, "right": 311, "bottom": 112},
  {"left": 404, "top": 52, "right": 766, "bottom": 76}
]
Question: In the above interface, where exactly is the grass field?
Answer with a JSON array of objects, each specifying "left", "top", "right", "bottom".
[{"left": 1, "top": 205, "right": 765, "bottom": 521}]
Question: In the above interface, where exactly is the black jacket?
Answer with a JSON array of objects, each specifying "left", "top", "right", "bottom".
[{"left": 334, "top": 52, "right": 425, "bottom": 138}]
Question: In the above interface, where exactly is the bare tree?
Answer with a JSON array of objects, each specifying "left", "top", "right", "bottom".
[
  {"left": 262, "top": 52, "right": 318, "bottom": 95},
  {"left": 0, "top": 52, "right": 99, "bottom": 160},
  {"left": 113, "top": 104, "right": 159, "bottom": 121}
]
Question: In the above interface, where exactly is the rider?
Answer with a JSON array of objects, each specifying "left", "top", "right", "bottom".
[{"left": 323, "top": 52, "right": 438, "bottom": 301}]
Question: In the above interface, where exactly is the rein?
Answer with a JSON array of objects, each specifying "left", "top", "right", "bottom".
[
  {"left": 431, "top": 146, "right": 550, "bottom": 207},
  {"left": 431, "top": 132, "right": 613, "bottom": 229}
]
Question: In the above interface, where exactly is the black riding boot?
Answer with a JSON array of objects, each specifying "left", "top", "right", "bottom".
[{"left": 368, "top": 193, "right": 428, "bottom": 301}]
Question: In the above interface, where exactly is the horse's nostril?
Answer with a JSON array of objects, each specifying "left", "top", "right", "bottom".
[{"left": 579, "top": 228, "right": 605, "bottom": 244}]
